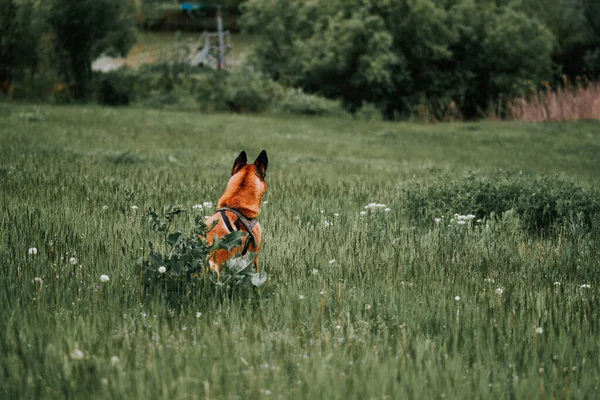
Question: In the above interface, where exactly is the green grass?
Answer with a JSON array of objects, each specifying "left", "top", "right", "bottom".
[{"left": 1, "top": 102, "right": 599, "bottom": 399}]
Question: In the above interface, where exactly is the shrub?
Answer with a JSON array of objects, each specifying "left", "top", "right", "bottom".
[
  {"left": 275, "top": 88, "right": 348, "bottom": 117},
  {"left": 221, "top": 65, "right": 281, "bottom": 112},
  {"left": 95, "top": 70, "right": 135, "bottom": 106},
  {"left": 402, "top": 172, "right": 600, "bottom": 233}
]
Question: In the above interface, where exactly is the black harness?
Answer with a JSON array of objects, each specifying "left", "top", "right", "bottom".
[{"left": 217, "top": 207, "right": 258, "bottom": 255}]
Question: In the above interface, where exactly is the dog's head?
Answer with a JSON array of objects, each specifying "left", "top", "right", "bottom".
[{"left": 223, "top": 150, "right": 268, "bottom": 212}]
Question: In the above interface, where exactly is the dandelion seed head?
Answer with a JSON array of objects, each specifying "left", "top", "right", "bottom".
[
  {"left": 100, "top": 274, "right": 109, "bottom": 283},
  {"left": 158, "top": 266, "right": 166, "bottom": 274},
  {"left": 454, "top": 296, "right": 461, "bottom": 302},
  {"left": 70, "top": 349, "right": 84, "bottom": 360}
]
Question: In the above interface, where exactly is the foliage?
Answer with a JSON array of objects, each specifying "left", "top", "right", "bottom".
[
  {"left": 274, "top": 88, "right": 348, "bottom": 117},
  {"left": 241, "top": 0, "right": 558, "bottom": 119},
  {"left": 48, "top": 0, "right": 137, "bottom": 100},
  {"left": 140, "top": 204, "right": 267, "bottom": 304},
  {"left": 402, "top": 172, "right": 600, "bottom": 233},
  {"left": 0, "top": 0, "right": 43, "bottom": 90}
]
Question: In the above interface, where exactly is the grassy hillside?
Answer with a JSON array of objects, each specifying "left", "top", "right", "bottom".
[{"left": 1, "top": 103, "right": 599, "bottom": 399}]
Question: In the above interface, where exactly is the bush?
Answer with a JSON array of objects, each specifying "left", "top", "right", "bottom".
[
  {"left": 95, "top": 70, "right": 135, "bottom": 106},
  {"left": 275, "top": 88, "right": 348, "bottom": 116},
  {"left": 221, "top": 65, "right": 281, "bottom": 112},
  {"left": 402, "top": 172, "right": 600, "bottom": 233}
]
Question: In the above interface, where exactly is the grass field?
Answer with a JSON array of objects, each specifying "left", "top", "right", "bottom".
[{"left": 1, "top": 102, "right": 599, "bottom": 399}]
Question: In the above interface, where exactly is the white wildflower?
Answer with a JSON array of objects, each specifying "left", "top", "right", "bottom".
[
  {"left": 335, "top": 324, "right": 342, "bottom": 330},
  {"left": 360, "top": 211, "right": 367, "bottom": 216},
  {"left": 466, "top": 214, "right": 476, "bottom": 219},
  {"left": 70, "top": 349, "right": 84, "bottom": 360},
  {"left": 130, "top": 205, "right": 139, "bottom": 210},
  {"left": 457, "top": 220, "right": 466, "bottom": 225},
  {"left": 299, "top": 295, "right": 305, "bottom": 300},
  {"left": 495, "top": 288, "right": 504, "bottom": 295},
  {"left": 192, "top": 204, "right": 203, "bottom": 210},
  {"left": 110, "top": 356, "right": 120, "bottom": 366},
  {"left": 553, "top": 282, "right": 561, "bottom": 286},
  {"left": 33, "top": 277, "right": 43, "bottom": 284},
  {"left": 323, "top": 220, "right": 330, "bottom": 227},
  {"left": 262, "top": 200, "right": 268, "bottom": 204},
  {"left": 364, "top": 304, "right": 372, "bottom": 311},
  {"left": 102, "top": 205, "right": 108, "bottom": 210},
  {"left": 328, "top": 259, "right": 336, "bottom": 265},
  {"left": 580, "top": 284, "right": 591, "bottom": 289},
  {"left": 535, "top": 327, "right": 543, "bottom": 335},
  {"left": 320, "top": 210, "right": 325, "bottom": 214},
  {"left": 434, "top": 218, "right": 442, "bottom": 224},
  {"left": 319, "top": 289, "right": 327, "bottom": 295},
  {"left": 333, "top": 213, "right": 339, "bottom": 217},
  {"left": 312, "top": 268, "right": 319, "bottom": 275},
  {"left": 158, "top": 266, "right": 166, "bottom": 274},
  {"left": 100, "top": 274, "right": 109, "bottom": 283},
  {"left": 196, "top": 312, "right": 202, "bottom": 318},
  {"left": 454, "top": 296, "right": 461, "bottom": 302},
  {"left": 28, "top": 247, "right": 38, "bottom": 255},
  {"left": 384, "top": 208, "right": 391, "bottom": 213},
  {"left": 202, "top": 201, "right": 213, "bottom": 208},
  {"left": 69, "top": 257, "right": 78, "bottom": 265},
  {"left": 484, "top": 277, "right": 495, "bottom": 283}
]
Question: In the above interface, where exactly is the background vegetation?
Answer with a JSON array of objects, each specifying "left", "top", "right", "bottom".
[
  {"left": 1, "top": 103, "right": 599, "bottom": 398},
  {"left": 1, "top": 0, "right": 599, "bottom": 120}
]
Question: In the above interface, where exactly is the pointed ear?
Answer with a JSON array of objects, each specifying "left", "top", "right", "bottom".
[
  {"left": 254, "top": 150, "right": 268, "bottom": 178},
  {"left": 232, "top": 151, "right": 247, "bottom": 175}
]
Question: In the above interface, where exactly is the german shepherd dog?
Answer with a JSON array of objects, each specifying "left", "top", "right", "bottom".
[{"left": 204, "top": 150, "right": 268, "bottom": 275}]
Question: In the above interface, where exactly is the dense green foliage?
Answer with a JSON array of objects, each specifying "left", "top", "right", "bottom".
[
  {"left": 241, "top": 0, "right": 598, "bottom": 119},
  {"left": 48, "top": 0, "right": 136, "bottom": 99},
  {"left": 1, "top": 103, "right": 600, "bottom": 398},
  {"left": 0, "top": 0, "right": 42, "bottom": 90},
  {"left": 403, "top": 172, "right": 600, "bottom": 233}
]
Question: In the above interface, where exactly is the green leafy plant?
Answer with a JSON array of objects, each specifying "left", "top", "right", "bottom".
[{"left": 139, "top": 205, "right": 268, "bottom": 303}]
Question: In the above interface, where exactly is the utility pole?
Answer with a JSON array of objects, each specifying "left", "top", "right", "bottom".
[{"left": 216, "top": 5, "right": 225, "bottom": 69}]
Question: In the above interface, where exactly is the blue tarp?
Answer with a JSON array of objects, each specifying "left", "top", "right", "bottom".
[{"left": 181, "top": 3, "right": 204, "bottom": 11}]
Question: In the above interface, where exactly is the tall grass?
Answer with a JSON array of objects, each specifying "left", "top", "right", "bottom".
[
  {"left": 507, "top": 80, "right": 600, "bottom": 122},
  {"left": 1, "top": 103, "right": 599, "bottom": 399}
]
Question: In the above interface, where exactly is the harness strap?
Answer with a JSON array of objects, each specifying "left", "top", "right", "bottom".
[{"left": 216, "top": 207, "right": 258, "bottom": 255}]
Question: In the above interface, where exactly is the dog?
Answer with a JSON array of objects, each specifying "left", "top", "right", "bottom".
[{"left": 204, "top": 150, "right": 268, "bottom": 275}]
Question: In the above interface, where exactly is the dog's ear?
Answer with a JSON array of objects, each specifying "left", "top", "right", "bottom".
[
  {"left": 232, "top": 151, "right": 247, "bottom": 175},
  {"left": 254, "top": 150, "right": 268, "bottom": 178}
]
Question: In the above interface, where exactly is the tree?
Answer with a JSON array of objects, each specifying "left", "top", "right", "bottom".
[
  {"left": 0, "top": 0, "right": 41, "bottom": 93},
  {"left": 242, "top": 0, "right": 556, "bottom": 119},
  {"left": 48, "top": 0, "right": 136, "bottom": 100}
]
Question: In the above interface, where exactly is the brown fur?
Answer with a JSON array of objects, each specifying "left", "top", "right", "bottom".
[{"left": 204, "top": 150, "right": 268, "bottom": 274}]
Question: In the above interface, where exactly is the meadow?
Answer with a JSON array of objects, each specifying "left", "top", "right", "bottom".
[{"left": 1, "top": 102, "right": 599, "bottom": 399}]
